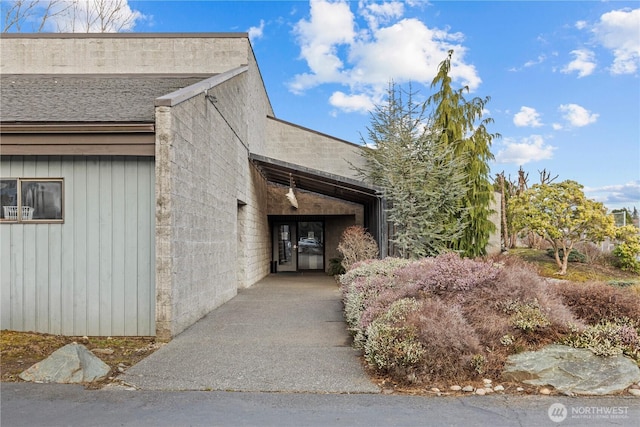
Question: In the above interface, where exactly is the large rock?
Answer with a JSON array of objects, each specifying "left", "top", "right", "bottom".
[
  {"left": 19, "top": 342, "right": 111, "bottom": 383},
  {"left": 503, "top": 344, "right": 640, "bottom": 395}
]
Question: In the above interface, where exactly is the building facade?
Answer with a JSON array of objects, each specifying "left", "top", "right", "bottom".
[{"left": 0, "top": 33, "right": 386, "bottom": 339}]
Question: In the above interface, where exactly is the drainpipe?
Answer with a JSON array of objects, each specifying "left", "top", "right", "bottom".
[{"left": 377, "top": 195, "right": 388, "bottom": 258}]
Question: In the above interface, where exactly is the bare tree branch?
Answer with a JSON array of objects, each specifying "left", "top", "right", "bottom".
[{"left": 4, "top": 0, "right": 140, "bottom": 33}]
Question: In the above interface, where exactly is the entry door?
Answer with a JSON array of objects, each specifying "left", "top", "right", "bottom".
[
  {"left": 297, "top": 221, "right": 324, "bottom": 270},
  {"left": 275, "top": 223, "right": 297, "bottom": 272}
]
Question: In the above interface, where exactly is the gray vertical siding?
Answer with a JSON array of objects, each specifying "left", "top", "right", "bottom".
[{"left": 0, "top": 156, "right": 155, "bottom": 336}]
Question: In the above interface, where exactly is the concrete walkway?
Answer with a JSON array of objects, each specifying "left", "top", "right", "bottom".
[{"left": 119, "top": 274, "right": 380, "bottom": 393}]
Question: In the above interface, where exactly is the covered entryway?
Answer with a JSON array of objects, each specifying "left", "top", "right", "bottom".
[
  {"left": 251, "top": 154, "right": 387, "bottom": 271},
  {"left": 272, "top": 220, "right": 325, "bottom": 272}
]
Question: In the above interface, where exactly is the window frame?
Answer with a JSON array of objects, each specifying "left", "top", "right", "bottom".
[{"left": 1, "top": 177, "right": 64, "bottom": 223}]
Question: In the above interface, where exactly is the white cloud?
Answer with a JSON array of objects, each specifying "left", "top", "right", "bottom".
[
  {"left": 495, "top": 135, "right": 556, "bottom": 165},
  {"left": 329, "top": 91, "right": 376, "bottom": 113},
  {"left": 592, "top": 8, "right": 640, "bottom": 75},
  {"left": 561, "top": 49, "right": 596, "bottom": 77},
  {"left": 575, "top": 20, "right": 587, "bottom": 30},
  {"left": 585, "top": 180, "right": 640, "bottom": 208},
  {"left": 289, "top": 0, "right": 481, "bottom": 112},
  {"left": 290, "top": 0, "right": 356, "bottom": 93},
  {"left": 524, "top": 55, "right": 546, "bottom": 68},
  {"left": 558, "top": 104, "right": 599, "bottom": 127},
  {"left": 44, "top": 0, "right": 145, "bottom": 32},
  {"left": 513, "top": 106, "right": 543, "bottom": 128},
  {"left": 248, "top": 20, "right": 265, "bottom": 41},
  {"left": 359, "top": 0, "right": 404, "bottom": 31}
]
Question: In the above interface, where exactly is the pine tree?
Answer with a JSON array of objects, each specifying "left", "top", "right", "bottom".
[
  {"left": 359, "top": 82, "right": 468, "bottom": 258},
  {"left": 427, "top": 50, "right": 499, "bottom": 257}
]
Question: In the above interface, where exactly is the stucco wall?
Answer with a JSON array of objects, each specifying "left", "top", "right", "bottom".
[
  {"left": 264, "top": 118, "right": 365, "bottom": 181},
  {"left": 0, "top": 34, "right": 252, "bottom": 75}
]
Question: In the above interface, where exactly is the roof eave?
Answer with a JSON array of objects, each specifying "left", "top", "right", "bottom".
[{"left": 0, "top": 123, "right": 155, "bottom": 134}]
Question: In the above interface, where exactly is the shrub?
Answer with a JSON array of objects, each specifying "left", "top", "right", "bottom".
[
  {"left": 364, "top": 299, "right": 425, "bottom": 377},
  {"left": 612, "top": 225, "right": 640, "bottom": 273},
  {"left": 406, "top": 299, "right": 484, "bottom": 382},
  {"left": 327, "top": 257, "right": 346, "bottom": 276},
  {"left": 561, "top": 318, "right": 640, "bottom": 361},
  {"left": 497, "top": 299, "right": 551, "bottom": 332},
  {"left": 552, "top": 281, "right": 640, "bottom": 325},
  {"left": 466, "top": 256, "right": 580, "bottom": 335},
  {"left": 546, "top": 248, "right": 586, "bottom": 263},
  {"left": 343, "top": 274, "right": 399, "bottom": 348},
  {"left": 574, "top": 241, "right": 605, "bottom": 265},
  {"left": 337, "top": 226, "right": 379, "bottom": 271},
  {"left": 393, "top": 252, "right": 501, "bottom": 294},
  {"left": 339, "top": 257, "right": 409, "bottom": 289}
]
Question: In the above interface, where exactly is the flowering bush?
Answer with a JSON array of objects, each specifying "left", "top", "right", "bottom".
[
  {"left": 393, "top": 252, "right": 501, "bottom": 294},
  {"left": 340, "top": 251, "right": 638, "bottom": 386},
  {"left": 497, "top": 299, "right": 551, "bottom": 332},
  {"left": 343, "top": 275, "right": 397, "bottom": 348},
  {"left": 339, "top": 257, "right": 409, "bottom": 288},
  {"left": 561, "top": 318, "right": 640, "bottom": 361},
  {"left": 364, "top": 299, "right": 425, "bottom": 377}
]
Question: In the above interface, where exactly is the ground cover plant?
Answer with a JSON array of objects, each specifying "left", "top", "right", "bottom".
[{"left": 340, "top": 252, "right": 640, "bottom": 388}]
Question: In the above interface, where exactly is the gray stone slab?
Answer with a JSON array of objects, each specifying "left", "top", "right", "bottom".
[
  {"left": 19, "top": 343, "right": 110, "bottom": 384},
  {"left": 120, "top": 274, "right": 380, "bottom": 393},
  {"left": 503, "top": 344, "right": 640, "bottom": 395}
]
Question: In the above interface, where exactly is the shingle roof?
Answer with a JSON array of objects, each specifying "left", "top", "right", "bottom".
[{"left": 1, "top": 75, "right": 210, "bottom": 123}]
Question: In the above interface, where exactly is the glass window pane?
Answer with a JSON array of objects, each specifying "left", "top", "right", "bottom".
[
  {"left": 1, "top": 179, "right": 18, "bottom": 220},
  {"left": 20, "top": 180, "right": 63, "bottom": 220}
]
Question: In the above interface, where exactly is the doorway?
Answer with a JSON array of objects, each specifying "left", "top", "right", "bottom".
[{"left": 273, "top": 221, "right": 324, "bottom": 272}]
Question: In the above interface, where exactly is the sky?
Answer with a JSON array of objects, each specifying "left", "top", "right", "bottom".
[{"left": 4, "top": 0, "right": 639, "bottom": 211}]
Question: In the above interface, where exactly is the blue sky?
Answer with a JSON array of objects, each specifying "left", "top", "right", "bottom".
[{"left": 5, "top": 1, "right": 639, "bottom": 210}]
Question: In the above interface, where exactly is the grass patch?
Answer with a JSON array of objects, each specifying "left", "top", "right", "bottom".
[{"left": 508, "top": 248, "right": 639, "bottom": 283}]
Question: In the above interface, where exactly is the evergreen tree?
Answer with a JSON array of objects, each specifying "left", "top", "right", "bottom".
[
  {"left": 427, "top": 50, "right": 499, "bottom": 257},
  {"left": 359, "top": 82, "right": 468, "bottom": 258}
]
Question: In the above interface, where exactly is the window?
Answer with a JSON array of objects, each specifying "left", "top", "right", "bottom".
[{"left": 1, "top": 178, "right": 64, "bottom": 222}]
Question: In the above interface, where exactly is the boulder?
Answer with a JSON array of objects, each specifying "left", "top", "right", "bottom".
[
  {"left": 503, "top": 344, "right": 640, "bottom": 395},
  {"left": 19, "top": 342, "right": 111, "bottom": 383}
]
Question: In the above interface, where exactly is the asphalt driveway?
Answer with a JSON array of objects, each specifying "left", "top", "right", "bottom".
[{"left": 119, "top": 273, "right": 380, "bottom": 393}]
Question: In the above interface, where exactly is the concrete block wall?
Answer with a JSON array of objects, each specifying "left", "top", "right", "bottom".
[
  {"left": 264, "top": 118, "right": 366, "bottom": 181},
  {"left": 0, "top": 34, "right": 251, "bottom": 75},
  {"left": 156, "top": 85, "right": 247, "bottom": 339},
  {"left": 155, "top": 42, "right": 276, "bottom": 338},
  {"left": 237, "top": 166, "right": 271, "bottom": 288}
]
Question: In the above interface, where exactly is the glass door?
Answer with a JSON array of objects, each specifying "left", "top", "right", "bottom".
[
  {"left": 274, "top": 223, "right": 297, "bottom": 272},
  {"left": 297, "top": 221, "right": 324, "bottom": 270}
]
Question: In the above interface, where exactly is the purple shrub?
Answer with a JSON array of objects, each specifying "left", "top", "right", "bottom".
[{"left": 394, "top": 252, "right": 501, "bottom": 294}]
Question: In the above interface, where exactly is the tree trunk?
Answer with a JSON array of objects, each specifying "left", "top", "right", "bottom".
[
  {"left": 500, "top": 175, "right": 509, "bottom": 249},
  {"left": 553, "top": 247, "right": 563, "bottom": 272},
  {"left": 559, "top": 243, "right": 573, "bottom": 275}
]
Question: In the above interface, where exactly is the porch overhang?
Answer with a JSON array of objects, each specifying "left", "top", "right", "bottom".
[
  {"left": 250, "top": 153, "right": 380, "bottom": 205},
  {"left": 250, "top": 153, "right": 388, "bottom": 257}
]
